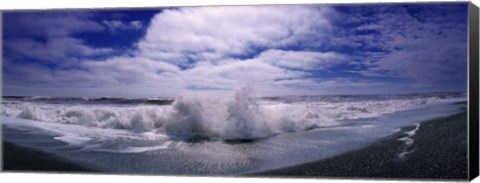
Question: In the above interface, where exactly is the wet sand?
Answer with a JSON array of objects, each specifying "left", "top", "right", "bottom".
[
  {"left": 2, "top": 141, "right": 95, "bottom": 173},
  {"left": 251, "top": 111, "right": 468, "bottom": 180}
]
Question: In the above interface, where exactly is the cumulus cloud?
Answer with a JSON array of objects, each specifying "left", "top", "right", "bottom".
[{"left": 137, "top": 5, "right": 333, "bottom": 65}]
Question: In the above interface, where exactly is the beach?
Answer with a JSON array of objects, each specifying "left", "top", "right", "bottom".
[
  {"left": 252, "top": 110, "right": 468, "bottom": 180},
  {"left": 2, "top": 110, "right": 468, "bottom": 179},
  {"left": 1, "top": 94, "right": 468, "bottom": 177}
]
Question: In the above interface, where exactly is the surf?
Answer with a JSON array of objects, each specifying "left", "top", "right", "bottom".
[{"left": 2, "top": 87, "right": 467, "bottom": 144}]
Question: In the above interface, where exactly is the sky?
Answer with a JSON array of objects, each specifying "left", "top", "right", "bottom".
[{"left": 2, "top": 3, "right": 469, "bottom": 97}]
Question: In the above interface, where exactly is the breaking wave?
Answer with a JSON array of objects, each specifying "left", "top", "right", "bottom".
[{"left": 2, "top": 87, "right": 466, "bottom": 141}]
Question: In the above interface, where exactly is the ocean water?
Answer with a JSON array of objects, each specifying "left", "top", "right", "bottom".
[{"left": 1, "top": 88, "right": 467, "bottom": 174}]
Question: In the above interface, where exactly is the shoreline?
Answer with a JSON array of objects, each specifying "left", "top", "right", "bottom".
[
  {"left": 2, "top": 110, "right": 468, "bottom": 179},
  {"left": 249, "top": 110, "right": 468, "bottom": 180}
]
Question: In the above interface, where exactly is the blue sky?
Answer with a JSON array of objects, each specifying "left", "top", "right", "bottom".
[{"left": 2, "top": 3, "right": 469, "bottom": 97}]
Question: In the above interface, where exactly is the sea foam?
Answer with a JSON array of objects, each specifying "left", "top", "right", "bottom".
[{"left": 2, "top": 87, "right": 466, "bottom": 142}]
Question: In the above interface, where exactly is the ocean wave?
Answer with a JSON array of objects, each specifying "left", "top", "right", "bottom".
[{"left": 2, "top": 87, "right": 466, "bottom": 141}]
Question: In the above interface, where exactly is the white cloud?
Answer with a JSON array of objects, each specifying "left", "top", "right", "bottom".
[
  {"left": 256, "top": 49, "right": 345, "bottom": 70},
  {"left": 137, "top": 5, "right": 333, "bottom": 65},
  {"left": 341, "top": 5, "right": 468, "bottom": 86},
  {"left": 3, "top": 56, "right": 185, "bottom": 97},
  {"left": 4, "top": 11, "right": 116, "bottom": 62},
  {"left": 180, "top": 58, "right": 307, "bottom": 90},
  {"left": 5, "top": 37, "right": 113, "bottom": 61},
  {"left": 82, "top": 56, "right": 180, "bottom": 85},
  {"left": 274, "top": 78, "right": 318, "bottom": 88},
  {"left": 102, "top": 20, "right": 143, "bottom": 33}
]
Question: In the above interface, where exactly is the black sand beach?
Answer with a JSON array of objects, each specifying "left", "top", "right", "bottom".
[
  {"left": 252, "top": 111, "right": 468, "bottom": 180},
  {"left": 2, "top": 141, "right": 95, "bottom": 173}
]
